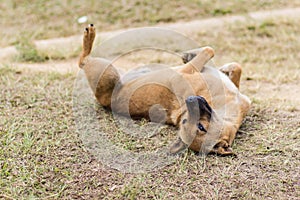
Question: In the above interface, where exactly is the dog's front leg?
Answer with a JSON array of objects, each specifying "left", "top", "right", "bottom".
[
  {"left": 219, "top": 62, "right": 242, "bottom": 89},
  {"left": 180, "top": 47, "right": 214, "bottom": 73}
]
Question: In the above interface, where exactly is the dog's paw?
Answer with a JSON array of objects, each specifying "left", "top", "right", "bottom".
[
  {"left": 84, "top": 24, "right": 95, "bottom": 41},
  {"left": 82, "top": 24, "right": 96, "bottom": 57},
  {"left": 211, "top": 140, "right": 236, "bottom": 156}
]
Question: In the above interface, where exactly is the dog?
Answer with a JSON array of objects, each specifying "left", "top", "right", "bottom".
[{"left": 78, "top": 24, "right": 251, "bottom": 155}]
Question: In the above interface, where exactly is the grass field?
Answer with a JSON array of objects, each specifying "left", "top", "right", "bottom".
[
  {"left": 1, "top": 0, "right": 300, "bottom": 48},
  {"left": 1, "top": 1, "right": 300, "bottom": 199}
]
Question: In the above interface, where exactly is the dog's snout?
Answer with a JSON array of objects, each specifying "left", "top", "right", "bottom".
[
  {"left": 186, "top": 96, "right": 206, "bottom": 105},
  {"left": 186, "top": 95, "right": 212, "bottom": 120},
  {"left": 186, "top": 96, "right": 200, "bottom": 120},
  {"left": 186, "top": 96, "right": 198, "bottom": 103}
]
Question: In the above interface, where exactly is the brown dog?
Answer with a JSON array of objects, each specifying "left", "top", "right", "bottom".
[{"left": 79, "top": 24, "right": 251, "bottom": 155}]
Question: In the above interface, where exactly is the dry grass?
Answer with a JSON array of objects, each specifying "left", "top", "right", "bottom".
[
  {"left": 1, "top": 0, "right": 300, "bottom": 48},
  {"left": 0, "top": 67, "right": 299, "bottom": 199},
  {"left": 1, "top": 2, "right": 300, "bottom": 200}
]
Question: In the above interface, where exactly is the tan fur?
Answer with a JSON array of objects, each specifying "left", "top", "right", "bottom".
[{"left": 79, "top": 25, "right": 251, "bottom": 155}]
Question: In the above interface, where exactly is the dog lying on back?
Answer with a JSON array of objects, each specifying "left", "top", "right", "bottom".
[{"left": 79, "top": 24, "right": 251, "bottom": 155}]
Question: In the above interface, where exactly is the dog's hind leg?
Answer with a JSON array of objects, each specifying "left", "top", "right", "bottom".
[
  {"left": 79, "top": 24, "right": 96, "bottom": 68},
  {"left": 78, "top": 24, "right": 121, "bottom": 108},
  {"left": 219, "top": 62, "right": 242, "bottom": 89}
]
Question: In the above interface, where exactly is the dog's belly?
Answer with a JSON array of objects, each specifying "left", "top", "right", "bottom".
[
  {"left": 128, "top": 84, "right": 180, "bottom": 124},
  {"left": 111, "top": 65, "right": 250, "bottom": 126},
  {"left": 111, "top": 68, "right": 182, "bottom": 124}
]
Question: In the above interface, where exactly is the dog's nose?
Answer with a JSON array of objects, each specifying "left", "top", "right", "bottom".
[
  {"left": 186, "top": 95, "right": 207, "bottom": 105},
  {"left": 186, "top": 96, "right": 200, "bottom": 121},
  {"left": 186, "top": 96, "right": 198, "bottom": 103}
]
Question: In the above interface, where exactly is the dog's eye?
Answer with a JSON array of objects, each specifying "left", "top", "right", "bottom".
[
  {"left": 182, "top": 119, "right": 187, "bottom": 124},
  {"left": 197, "top": 123, "right": 207, "bottom": 132}
]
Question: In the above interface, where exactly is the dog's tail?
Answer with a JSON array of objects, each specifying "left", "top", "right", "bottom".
[{"left": 78, "top": 24, "right": 96, "bottom": 68}]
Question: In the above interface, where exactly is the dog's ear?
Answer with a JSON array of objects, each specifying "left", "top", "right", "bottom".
[{"left": 169, "top": 137, "right": 187, "bottom": 154}]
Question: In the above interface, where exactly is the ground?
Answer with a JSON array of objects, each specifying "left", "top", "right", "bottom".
[{"left": 0, "top": 1, "right": 300, "bottom": 199}]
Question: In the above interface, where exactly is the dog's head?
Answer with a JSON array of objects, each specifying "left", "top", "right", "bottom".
[{"left": 169, "top": 95, "right": 235, "bottom": 156}]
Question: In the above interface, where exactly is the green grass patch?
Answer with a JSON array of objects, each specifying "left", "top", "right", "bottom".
[{"left": 15, "top": 36, "right": 49, "bottom": 63}]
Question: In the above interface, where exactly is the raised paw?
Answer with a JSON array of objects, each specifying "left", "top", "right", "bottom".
[
  {"left": 219, "top": 62, "right": 242, "bottom": 89},
  {"left": 79, "top": 24, "right": 96, "bottom": 68},
  {"left": 83, "top": 24, "right": 96, "bottom": 54},
  {"left": 181, "top": 47, "right": 214, "bottom": 64},
  {"left": 84, "top": 24, "right": 95, "bottom": 42}
]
